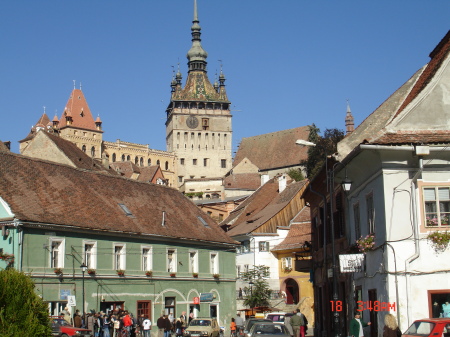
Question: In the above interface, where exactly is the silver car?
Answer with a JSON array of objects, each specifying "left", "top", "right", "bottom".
[{"left": 247, "top": 322, "right": 290, "bottom": 337}]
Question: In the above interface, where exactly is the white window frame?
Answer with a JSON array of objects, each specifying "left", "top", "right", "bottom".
[
  {"left": 282, "top": 257, "right": 292, "bottom": 269},
  {"left": 189, "top": 250, "right": 198, "bottom": 273},
  {"left": 113, "top": 243, "right": 126, "bottom": 270},
  {"left": 259, "top": 241, "right": 270, "bottom": 252},
  {"left": 141, "top": 246, "right": 153, "bottom": 271},
  {"left": 210, "top": 252, "right": 219, "bottom": 274},
  {"left": 366, "top": 192, "right": 375, "bottom": 234},
  {"left": 167, "top": 248, "right": 177, "bottom": 273},
  {"left": 83, "top": 241, "right": 97, "bottom": 269},
  {"left": 49, "top": 238, "right": 65, "bottom": 268},
  {"left": 423, "top": 186, "right": 450, "bottom": 227}
]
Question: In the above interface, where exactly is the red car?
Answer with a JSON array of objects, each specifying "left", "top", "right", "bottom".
[
  {"left": 50, "top": 317, "right": 93, "bottom": 337},
  {"left": 403, "top": 318, "right": 450, "bottom": 337}
]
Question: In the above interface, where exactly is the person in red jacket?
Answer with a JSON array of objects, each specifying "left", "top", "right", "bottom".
[{"left": 123, "top": 311, "right": 133, "bottom": 337}]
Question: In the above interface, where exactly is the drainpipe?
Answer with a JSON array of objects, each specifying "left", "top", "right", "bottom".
[
  {"left": 405, "top": 154, "right": 424, "bottom": 327},
  {"left": 385, "top": 243, "right": 400, "bottom": 328}
]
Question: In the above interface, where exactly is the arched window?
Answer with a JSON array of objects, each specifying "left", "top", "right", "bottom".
[
  {"left": 165, "top": 161, "right": 169, "bottom": 170},
  {"left": 135, "top": 156, "right": 139, "bottom": 165},
  {"left": 121, "top": 154, "right": 125, "bottom": 162},
  {"left": 91, "top": 146, "right": 95, "bottom": 157},
  {"left": 82, "top": 145, "right": 86, "bottom": 153},
  {"left": 148, "top": 159, "right": 151, "bottom": 166},
  {"left": 112, "top": 153, "right": 116, "bottom": 162},
  {"left": 140, "top": 157, "right": 144, "bottom": 166},
  {"left": 127, "top": 155, "right": 130, "bottom": 161},
  {"left": 156, "top": 160, "right": 160, "bottom": 166}
]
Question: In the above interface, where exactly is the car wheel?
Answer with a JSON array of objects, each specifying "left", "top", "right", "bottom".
[{"left": 61, "top": 334, "right": 69, "bottom": 337}]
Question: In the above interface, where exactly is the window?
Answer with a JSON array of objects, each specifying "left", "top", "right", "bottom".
[
  {"left": 84, "top": 242, "right": 97, "bottom": 269},
  {"left": 142, "top": 246, "right": 152, "bottom": 271},
  {"left": 180, "top": 158, "right": 185, "bottom": 165},
  {"left": 50, "top": 239, "right": 64, "bottom": 268},
  {"left": 127, "top": 155, "right": 131, "bottom": 161},
  {"left": 114, "top": 244, "right": 126, "bottom": 270},
  {"left": 148, "top": 159, "right": 151, "bottom": 166},
  {"left": 122, "top": 154, "right": 125, "bottom": 162},
  {"left": 244, "top": 264, "right": 249, "bottom": 273},
  {"left": 242, "top": 240, "right": 250, "bottom": 253},
  {"left": 282, "top": 257, "right": 292, "bottom": 270},
  {"left": 165, "top": 297, "right": 176, "bottom": 317},
  {"left": 259, "top": 241, "right": 270, "bottom": 252},
  {"left": 221, "top": 159, "right": 226, "bottom": 168},
  {"left": 353, "top": 203, "right": 361, "bottom": 240},
  {"left": 366, "top": 193, "right": 375, "bottom": 234},
  {"left": 193, "top": 159, "right": 197, "bottom": 165},
  {"left": 167, "top": 249, "right": 177, "bottom": 272},
  {"left": 135, "top": 156, "right": 139, "bottom": 165},
  {"left": 203, "top": 158, "right": 208, "bottom": 167},
  {"left": 82, "top": 145, "right": 86, "bottom": 153},
  {"left": 165, "top": 161, "right": 169, "bottom": 170},
  {"left": 140, "top": 157, "right": 144, "bottom": 166},
  {"left": 178, "top": 176, "right": 183, "bottom": 183},
  {"left": 157, "top": 160, "right": 160, "bottom": 165},
  {"left": 91, "top": 146, "right": 95, "bottom": 157},
  {"left": 189, "top": 251, "right": 198, "bottom": 273},
  {"left": 424, "top": 187, "right": 450, "bottom": 227},
  {"left": 210, "top": 252, "right": 219, "bottom": 274},
  {"left": 112, "top": 153, "right": 116, "bottom": 162},
  {"left": 218, "top": 214, "right": 224, "bottom": 222}
]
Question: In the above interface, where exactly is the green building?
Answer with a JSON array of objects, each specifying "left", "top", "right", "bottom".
[{"left": 0, "top": 151, "right": 237, "bottom": 327}]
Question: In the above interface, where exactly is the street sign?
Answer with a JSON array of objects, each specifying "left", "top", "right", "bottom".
[
  {"left": 339, "top": 254, "right": 365, "bottom": 273},
  {"left": 60, "top": 289, "right": 71, "bottom": 300},
  {"left": 200, "top": 293, "right": 214, "bottom": 302},
  {"left": 67, "top": 295, "right": 76, "bottom": 307}
]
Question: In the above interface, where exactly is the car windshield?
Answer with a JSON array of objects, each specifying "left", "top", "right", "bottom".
[
  {"left": 52, "top": 318, "right": 72, "bottom": 327},
  {"left": 405, "top": 321, "right": 435, "bottom": 336},
  {"left": 251, "top": 323, "right": 287, "bottom": 335},
  {"left": 267, "top": 315, "right": 284, "bottom": 322},
  {"left": 190, "top": 320, "right": 211, "bottom": 326},
  {"left": 246, "top": 320, "right": 272, "bottom": 331}
]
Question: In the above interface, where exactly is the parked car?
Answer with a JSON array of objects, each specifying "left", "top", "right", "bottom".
[
  {"left": 50, "top": 317, "right": 92, "bottom": 337},
  {"left": 248, "top": 322, "right": 290, "bottom": 337},
  {"left": 403, "top": 318, "right": 450, "bottom": 337},
  {"left": 265, "top": 312, "right": 293, "bottom": 323},
  {"left": 184, "top": 318, "right": 221, "bottom": 337},
  {"left": 243, "top": 319, "right": 272, "bottom": 335}
]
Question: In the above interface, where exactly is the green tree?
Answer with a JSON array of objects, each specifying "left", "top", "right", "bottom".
[
  {"left": 240, "top": 265, "right": 272, "bottom": 308},
  {"left": 301, "top": 125, "right": 344, "bottom": 178},
  {"left": 286, "top": 168, "right": 305, "bottom": 182},
  {"left": 0, "top": 268, "right": 52, "bottom": 336}
]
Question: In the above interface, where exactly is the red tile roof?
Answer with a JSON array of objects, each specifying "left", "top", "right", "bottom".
[
  {"left": 225, "top": 178, "right": 307, "bottom": 236},
  {"left": 59, "top": 89, "right": 101, "bottom": 132},
  {"left": 0, "top": 152, "right": 236, "bottom": 245},
  {"left": 370, "top": 130, "right": 450, "bottom": 145},
  {"left": 233, "top": 127, "right": 310, "bottom": 171},
  {"left": 272, "top": 218, "right": 311, "bottom": 252},
  {"left": 224, "top": 173, "right": 261, "bottom": 190}
]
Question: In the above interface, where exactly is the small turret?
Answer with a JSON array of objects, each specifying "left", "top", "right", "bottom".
[
  {"left": 95, "top": 115, "right": 102, "bottom": 131},
  {"left": 345, "top": 100, "right": 355, "bottom": 134}
]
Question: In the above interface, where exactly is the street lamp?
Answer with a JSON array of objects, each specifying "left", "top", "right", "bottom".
[
  {"left": 296, "top": 139, "right": 351, "bottom": 337},
  {"left": 80, "top": 262, "right": 87, "bottom": 325}
]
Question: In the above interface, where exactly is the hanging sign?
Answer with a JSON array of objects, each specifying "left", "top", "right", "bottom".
[
  {"left": 200, "top": 293, "right": 214, "bottom": 302},
  {"left": 67, "top": 295, "right": 77, "bottom": 307},
  {"left": 339, "top": 254, "right": 365, "bottom": 273},
  {"left": 193, "top": 297, "right": 200, "bottom": 304}
]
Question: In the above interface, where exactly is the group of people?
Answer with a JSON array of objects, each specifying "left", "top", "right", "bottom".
[
  {"left": 157, "top": 311, "right": 193, "bottom": 337},
  {"left": 59, "top": 307, "right": 151, "bottom": 337},
  {"left": 285, "top": 309, "right": 308, "bottom": 337},
  {"left": 349, "top": 312, "right": 401, "bottom": 337}
]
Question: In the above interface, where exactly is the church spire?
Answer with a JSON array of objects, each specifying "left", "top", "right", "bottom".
[
  {"left": 345, "top": 100, "right": 355, "bottom": 134},
  {"left": 186, "top": 0, "right": 208, "bottom": 72}
]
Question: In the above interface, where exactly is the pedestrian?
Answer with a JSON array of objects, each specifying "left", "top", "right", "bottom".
[
  {"left": 143, "top": 316, "right": 152, "bottom": 337},
  {"left": 296, "top": 309, "right": 307, "bottom": 337},
  {"left": 165, "top": 314, "right": 172, "bottom": 337},
  {"left": 230, "top": 318, "right": 237, "bottom": 337},
  {"left": 383, "top": 313, "right": 401, "bottom": 337},
  {"left": 157, "top": 314, "right": 166, "bottom": 337},
  {"left": 62, "top": 306, "right": 72, "bottom": 324},
  {"left": 180, "top": 311, "right": 187, "bottom": 334},
  {"left": 189, "top": 312, "right": 194, "bottom": 325},
  {"left": 87, "top": 313, "right": 95, "bottom": 334},
  {"left": 235, "top": 313, "right": 244, "bottom": 335},
  {"left": 284, "top": 314, "right": 294, "bottom": 337},
  {"left": 349, "top": 312, "right": 371, "bottom": 337},
  {"left": 238, "top": 288, "right": 243, "bottom": 299},
  {"left": 175, "top": 318, "right": 183, "bottom": 337},
  {"left": 103, "top": 314, "right": 111, "bottom": 337},
  {"left": 123, "top": 311, "right": 133, "bottom": 337},
  {"left": 113, "top": 315, "right": 121, "bottom": 337},
  {"left": 74, "top": 310, "right": 83, "bottom": 328},
  {"left": 290, "top": 310, "right": 303, "bottom": 337}
]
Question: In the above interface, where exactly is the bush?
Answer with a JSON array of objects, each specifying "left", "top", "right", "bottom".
[{"left": 0, "top": 268, "right": 52, "bottom": 336}]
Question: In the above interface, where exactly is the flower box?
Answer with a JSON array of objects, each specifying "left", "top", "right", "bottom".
[
  {"left": 283, "top": 267, "right": 292, "bottom": 273},
  {"left": 116, "top": 269, "right": 125, "bottom": 276},
  {"left": 145, "top": 271, "right": 153, "bottom": 277},
  {"left": 212, "top": 273, "right": 220, "bottom": 279},
  {"left": 356, "top": 234, "right": 375, "bottom": 253},
  {"left": 170, "top": 273, "right": 176, "bottom": 277},
  {"left": 192, "top": 273, "right": 199, "bottom": 278},
  {"left": 87, "top": 269, "right": 96, "bottom": 275},
  {"left": 54, "top": 268, "right": 63, "bottom": 275},
  {"left": 427, "top": 230, "right": 450, "bottom": 253}
]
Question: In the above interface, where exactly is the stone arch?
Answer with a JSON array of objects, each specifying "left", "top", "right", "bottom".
[{"left": 283, "top": 278, "right": 299, "bottom": 305}]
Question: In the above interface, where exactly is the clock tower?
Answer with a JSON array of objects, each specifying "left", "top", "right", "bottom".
[{"left": 166, "top": 0, "right": 232, "bottom": 190}]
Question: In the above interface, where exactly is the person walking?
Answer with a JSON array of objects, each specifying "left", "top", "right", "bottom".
[
  {"left": 142, "top": 316, "right": 152, "bottom": 337},
  {"left": 175, "top": 318, "right": 183, "bottom": 337},
  {"left": 290, "top": 310, "right": 303, "bottom": 337},
  {"left": 165, "top": 314, "right": 172, "bottom": 337},
  {"left": 230, "top": 318, "right": 237, "bottom": 337},
  {"left": 349, "top": 312, "right": 371, "bottom": 337},
  {"left": 235, "top": 313, "right": 244, "bottom": 335},
  {"left": 157, "top": 314, "right": 166, "bottom": 337},
  {"left": 383, "top": 314, "right": 401, "bottom": 337},
  {"left": 284, "top": 314, "right": 294, "bottom": 337}
]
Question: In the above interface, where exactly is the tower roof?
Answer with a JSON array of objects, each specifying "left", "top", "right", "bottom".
[{"left": 59, "top": 88, "right": 101, "bottom": 132}]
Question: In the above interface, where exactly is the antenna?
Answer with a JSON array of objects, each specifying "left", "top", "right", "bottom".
[{"left": 73, "top": 80, "right": 76, "bottom": 89}]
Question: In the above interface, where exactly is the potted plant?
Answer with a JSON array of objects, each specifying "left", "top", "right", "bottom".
[
  {"left": 145, "top": 270, "right": 153, "bottom": 277},
  {"left": 212, "top": 273, "right": 220, "bottom": 279},
  {"left": 356, "top": 234, "right": 375, "bottom": 253},
  {"left": 87, "top": 269, "right": 96, "bottom": 275},
  {"left": 54, "top": 268, "right": 63, "bottom": 275},
  {"left": 427, "top": 230, "right": 450, "bottom": 252},
  {"left": 283, "top": 267, "right": 292, "bottom": 273},
  {"left": 170, "top": 272, "right": 176, "bottom": 277},
  {"left": 426, "top": 216, "right": 439, "bottom": 226},
  {"left": 192, "top": 272, "right": 199, "bottom": 278},
  {"left": 116, "top": 269, "right": 125, "bottom": 276}
]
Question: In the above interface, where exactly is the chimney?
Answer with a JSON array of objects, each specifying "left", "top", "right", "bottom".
[
  {"left": 261, "top": 174, "right": 269, "bottom": 186},
  {"left": 278, "top": 175, "right": 287, "bottom": 193}
]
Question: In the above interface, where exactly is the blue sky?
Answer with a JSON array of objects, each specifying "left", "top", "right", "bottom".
[{"left": 0, "top": 1, "right": 449, "bottom": 155}]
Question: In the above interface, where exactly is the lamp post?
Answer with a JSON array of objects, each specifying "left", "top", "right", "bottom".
[
  {"left": 296, "top": 139, "right": 351, "bottom": 337},
  {"left": 80, "top": 262, "right": 87, "bottom": 325}
]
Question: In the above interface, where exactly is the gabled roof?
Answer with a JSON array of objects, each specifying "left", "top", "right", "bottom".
[
  {"left": 21, "top": 113, "right": 53, "bottom": 141},
  {"left": 22, "top": 131, "right": 113, "bottom": 173},
  {"left": 224, "top": 173, "right": 261, "bottom": 190},
  {"left": 338, "top": 30, "right": 450, "bottom": 158},
  {"left": 0, "top": 152, "right": 236, "bottom": 246},
  {"left": 110, "top": 161, "right": 141, "bottom": 178},
  {"left": 225, "top": 178, "right": 308, "bottom": 236},
  {"left": 272, "top": 213, "right": 311, "bottom": 252},
  {"left": 233, "top": 126, "right": 310, "bottom": 171},
  {"left": 0, "top": 141, "right": 10, "bottom": 152},
  {"left": 59, "top": 89, "right": 100, "bottom": 132},
  {"left": 138, "top": 165, "right": 162, "bottom": 183}
]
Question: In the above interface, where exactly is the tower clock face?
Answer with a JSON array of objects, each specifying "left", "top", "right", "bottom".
[{"left": 186, "top": 115, "right": 199, "bottom": 129}]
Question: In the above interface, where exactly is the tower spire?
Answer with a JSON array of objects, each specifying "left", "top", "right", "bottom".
[
  {"left": 345, "top": 99, "right": 355, "bottom": 134},
  {"left": 187, "top": 0, "right": 208, "bottom": 72}
]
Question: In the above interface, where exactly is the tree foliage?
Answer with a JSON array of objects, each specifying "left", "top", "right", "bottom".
[
  {"left": 301, "top": 124, "right": 345, "bottom": 179},
  {"left": 0, "top": 268, "right": 52, "bottom": 336},
  {"left": 286, "top": 168, "right": 305, "bottom": 182},
  {"left": 240, "top": 265, "right": 272, "bottom": 308}
]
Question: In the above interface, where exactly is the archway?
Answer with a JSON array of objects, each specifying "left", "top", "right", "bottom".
[{"left": 284, "top": 278, "right": 299, "bottom": 305}]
